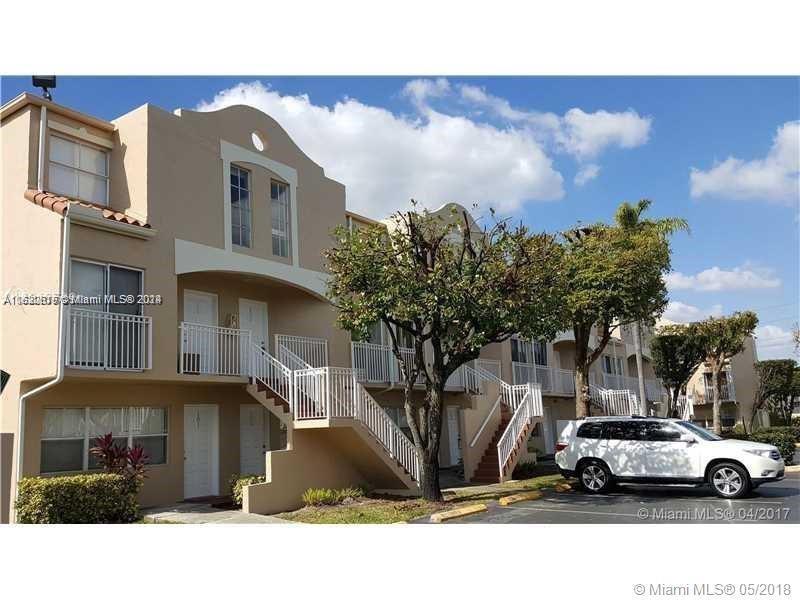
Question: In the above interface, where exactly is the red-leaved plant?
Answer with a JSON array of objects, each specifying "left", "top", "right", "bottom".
[{"left": 90, "top": 433, "right": 149, "bottom": 488}]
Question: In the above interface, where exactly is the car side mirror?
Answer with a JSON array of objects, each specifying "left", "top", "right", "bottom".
[{"left": 679, "top": 434, "right": 696, "bottom": 444}]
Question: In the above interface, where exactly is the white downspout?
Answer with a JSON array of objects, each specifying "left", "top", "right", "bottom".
[
  {"left": 14, "top": 104, "right": 70, "bottom": 522},
  {"left": 37, "top": 105, "right": 47, "bottom": 191}
]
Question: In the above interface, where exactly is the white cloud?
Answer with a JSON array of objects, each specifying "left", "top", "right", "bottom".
[
  {"left": 665, "top": 263, "right": 781, "bottom": 292},
  {"left": 458, "top": 83, "right": 652, "bottom": 160},
  {"left": 755, "top": 324, "right": 798, "bottom": 360},
  {"left": 690, "top": 121, "right": 800, "bottom": 204},
  {"left": 196, "top": 81, "right": 564, "bottom": 218},
  {"left": 574, "top": 163, "right": 601, "bottom": 186},
  {"left": 663, "top": 301, "right": 724, "bottom": 323}
]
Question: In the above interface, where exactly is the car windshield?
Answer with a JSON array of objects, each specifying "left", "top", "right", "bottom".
[{"left": 678, "top": 421, "right": 722, "bottom": 441}]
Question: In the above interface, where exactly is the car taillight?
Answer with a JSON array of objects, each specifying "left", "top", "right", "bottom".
[{"left": 555, "top": 442, "right": 568, "bottom": 453}]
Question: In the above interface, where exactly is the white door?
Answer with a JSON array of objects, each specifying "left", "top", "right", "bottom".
[
  {"left": 542, "top": 406, "right": 555, "bottom": 454},
  {"left": 446, "top": 406, "right": 462, "bottom": 466},
  {"left": 184, "top": 405, "right": 219, "bottom": 498},
  {"left": 240, "top": 405, "right": 269, "bottom": 475},
  {"left": 239, "top": 299, "right": 268, "bottom": 350},
  {"left": 183, "top": 291, "right": 218, "bottom": 373}
]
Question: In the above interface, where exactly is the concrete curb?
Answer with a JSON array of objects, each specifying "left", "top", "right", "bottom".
[
  {"left": 429, "top": 503, "right": 488, "bottom": 523},
  {"left": 498, "top": 491, "right": 543, "bottom": 506},
  {"left": 784, "top": 465, "right": 800, "bottom": 473}
]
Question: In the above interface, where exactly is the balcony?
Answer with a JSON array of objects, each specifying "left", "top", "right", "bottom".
[
  {"left": 512, "top": 362, "right": 575, "bottom": 395},
  {"left": 350, "top": 341, "right": 474, "bottom": 389},
  {"left": 67, "top": 308, "right": 152, "bottom": 371},
  {"left": 179, "top": 322, "right": 250, "bottom": 376},
  {"left": 602, "top": 373, "right": 667, "bottom": 402}
]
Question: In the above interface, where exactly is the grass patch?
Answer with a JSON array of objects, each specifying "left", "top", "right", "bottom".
[
  {"left": 278, "top": 498, "right": 441, "bottom": 524},
  {"left": 277, "top": 474, "right": 565, "bottom": 524}
]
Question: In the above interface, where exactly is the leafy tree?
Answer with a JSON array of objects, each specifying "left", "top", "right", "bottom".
[
  {"left": 693, "top": 312, "right": 759, "bottom": 434},
  {"left": 325, "top": 205, "right": 567, "bottom": 501},
  {"left": 764, "top": 363, "right": 800, "bottom": 426},
  {"left": 650, "top": 324, "right": 706, "bottom": 418},
  {"left": 752, "top": 360, "right": 796, "bottom": 430},
  {"left": 563, "top": 199, "right": 687, "bottom": 417}
]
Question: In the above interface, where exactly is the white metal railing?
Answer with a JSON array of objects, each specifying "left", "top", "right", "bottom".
[
  {"left": 475, "top": 359, "right": 501, "bottom": 379},
  {"left": 354, "top": 382, "right": 419, "bottom": 482},
  {"left": 676, "top": 395, "right": 694, "bottom": 420},
  {"left": 606, "top": 374, "right": 668, "bottom": 402},
  {"left": 352, "top": 341, "right": 393, "bottom": 382},
  {"left": 292, "top": 366, "right": 357, "bottom": 419},
  {"left": 601, "top": 372, "right": 625, "bottom": 391},
  {"left": 398, "top": 346, "right": 426, "bottom": 385},
  {"left": 67, "top": 308, "right": 153, "bottom": 371},
  {"left": 702, "top": 378, "right": 736, "bottom": 402},
  {"left": 285, "top": 364, "right": 420, "bottom": 481},
  {"left": 512, "top": 362, "right": 576, "bottom": 395},
  {"left": 275, "top": 334, "right": 328, "bottom": 368},
  {"left": 278, "top": 344, "right": 312, "bottom": 373},
  {"left": 251, "top": 344, "right": 293, "bottom": 406},
  {"left": 179, "top": 322, "right": 250, "bottom": 376},
  {"left": 590, "top": 386, "right": 638, "bottom": 416},
  {"left": 496, "top": 383, "right": 542, "bottom": 479}
]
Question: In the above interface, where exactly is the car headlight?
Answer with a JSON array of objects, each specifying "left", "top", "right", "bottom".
[{"left": 744, "top": 448, "right": 779, "bottom": 460}]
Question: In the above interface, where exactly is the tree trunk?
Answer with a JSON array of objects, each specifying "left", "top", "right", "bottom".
[
  {"left": 670, "top": 387, "right": 681, "bottom": 419},
  {"left": 711, "top": 364, "right": 722, "bottom": 435},
  {"left": 418, "top": 455, "right": 441, "bottom": 501},
  {"left": 632, "top": 321, "right": 647, "bottom": 415},
  {"left": 575, "top": 366, "right": 591, "bottom": 418},
  {"left": 416, "top": 381, "right": 445, "bottom": 502}
]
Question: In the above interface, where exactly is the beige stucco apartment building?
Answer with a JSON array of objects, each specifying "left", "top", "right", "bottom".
[{"left": 0, "top": 92, "right": 761, "bottom": 522}]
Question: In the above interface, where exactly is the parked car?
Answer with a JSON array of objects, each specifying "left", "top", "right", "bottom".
[{"left": 555, "top": 416, "right": 785, "bottom": 499}]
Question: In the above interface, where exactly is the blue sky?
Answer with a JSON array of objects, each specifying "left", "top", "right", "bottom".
[{"left": 2, "top": 76, "right": 798, "bottom": 358}]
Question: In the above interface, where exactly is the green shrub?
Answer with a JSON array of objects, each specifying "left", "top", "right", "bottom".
[
  {"left": 747, "top": 428, "right": 796, "bottom": 465},
  {"left": 15, "top": 473, "right": 138, "bottom": 524},
  {"left": 229, "top": 474, "right": 266, "bottom": 507},
  {"left": 512, "top": 459, "right": 538, "bottom": 480},
  {"left": 301, "top": 486, "right": 365, "bottom": 506}
]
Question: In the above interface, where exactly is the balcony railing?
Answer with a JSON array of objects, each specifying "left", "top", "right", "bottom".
[
  {"left": 350, "top": 341, "right": 472, "bottom": 389},
  {"left": 179, "top": 322, "right": 250, "bottom": 376},
  {"left": 512, "top": 362, "right": 575, "bottom": 395},
  {"left": 67, "top": 308, "right": 152, "bottom": 371},
  {"left": 274, "top": 334, "right": 328, "bottom": 368},
  {"left": 602, "top": 373, "right": 667, "bottom": 402}
]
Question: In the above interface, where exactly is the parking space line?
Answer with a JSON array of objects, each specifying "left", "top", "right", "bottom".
[{"left": 505, "top": 505, "right": 640, "bottom": 519}]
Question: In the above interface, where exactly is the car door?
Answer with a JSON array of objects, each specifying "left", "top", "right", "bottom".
[
  {"left": 643, "top": 422, "right": 701, "bottom": 479},
  {"left": 599, "top": 420, "right": 648, "bottom": 477}
]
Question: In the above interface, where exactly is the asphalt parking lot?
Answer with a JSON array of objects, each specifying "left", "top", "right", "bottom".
[{"left": 440, "top": 471, "right": 799, "bottom": 524}]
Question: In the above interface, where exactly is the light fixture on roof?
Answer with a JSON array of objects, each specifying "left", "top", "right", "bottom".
[{"left": 32, "top": 76, "right": 56, "bottom": 101}]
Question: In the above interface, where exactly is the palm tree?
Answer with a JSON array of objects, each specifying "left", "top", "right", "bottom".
[
  {"left": 614, "top": 198, "right": 689, "bottom": 235},
  {"left": 614, "top": 199, "right": 689, "bottom": 415}
]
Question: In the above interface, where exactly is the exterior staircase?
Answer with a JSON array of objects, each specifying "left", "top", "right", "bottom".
[
  {"left": 471, "top": 404, "right": 512, "bottom": 483},
  {"left": 248, "top": 342, "right": 420, "bottom": 488},
  {"left": 465, "top": 365, "right": 543, "bottom": 484}
]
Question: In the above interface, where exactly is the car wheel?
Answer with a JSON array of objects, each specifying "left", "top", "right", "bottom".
[
  {"left": 577, "top": 460, "right": 613, "bottom": 494},
  {"left": 709, "top": 463, "right": 751, "bottom": 499}
]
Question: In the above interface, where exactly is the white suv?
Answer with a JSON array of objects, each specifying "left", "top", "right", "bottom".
[{"left": 555, "top": 417, "right": 785, "bottom": 499}]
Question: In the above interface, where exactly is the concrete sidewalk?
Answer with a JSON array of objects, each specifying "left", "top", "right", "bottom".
[{"left": 142, "top": 502, "right": 295, "bottom": 524}]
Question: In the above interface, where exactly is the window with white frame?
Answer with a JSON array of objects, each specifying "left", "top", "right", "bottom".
[
  {"left": 230, "top": 165, "right": 252, "bottom": 247},
  {"left": 40, "top": 407, "right": 168, "bottom": 473},
  {"left": 271, "top": 180, "right": 291, "bottom": 258},
  {"left": 49, "top": 135, "right": 109, "bottom": 205}
]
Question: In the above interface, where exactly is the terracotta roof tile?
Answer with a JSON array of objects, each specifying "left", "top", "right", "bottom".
[{"left": 24, "top": 189, "right": 151, "bottom": 229}]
